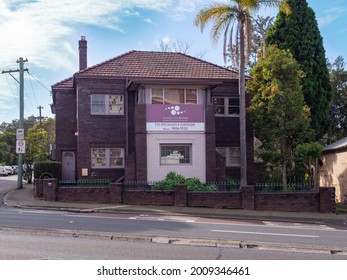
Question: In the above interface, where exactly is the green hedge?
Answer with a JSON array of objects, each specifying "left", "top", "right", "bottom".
[
  {"left": 34, "top": 161, "right": 62, "bottom": 180},
  {"left": 153, "top": 171, "right": 218, "bottom": 191}
]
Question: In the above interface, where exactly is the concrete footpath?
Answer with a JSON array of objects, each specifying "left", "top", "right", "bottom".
[{"left": 3, "top": 183, "right": 347, "bottom": 227}]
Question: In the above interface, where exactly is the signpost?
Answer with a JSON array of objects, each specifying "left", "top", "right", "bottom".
[
  {"left": 16, "top": 139, "right": 26, "bottom": 154},
  {"left": 2, "top": 58, "right": 28, "bottom": 189}
]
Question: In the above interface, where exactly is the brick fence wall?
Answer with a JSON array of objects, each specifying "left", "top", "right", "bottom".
[{"left": 34, "top": 180, "right": 336, "bottom": 213}]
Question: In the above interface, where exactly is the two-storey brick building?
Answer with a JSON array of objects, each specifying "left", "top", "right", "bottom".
[{"left": 51, "top": 37, "right": 255, "bottom": 183}]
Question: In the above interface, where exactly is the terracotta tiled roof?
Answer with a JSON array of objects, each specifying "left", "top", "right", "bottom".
[
  {"left": 52, "top": 77, "right": 73, "bottom": 88},
  {"left": 53, "top": 51, "right": 239, "bottom": 88}
]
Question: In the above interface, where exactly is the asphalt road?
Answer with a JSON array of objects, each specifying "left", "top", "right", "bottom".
[
  {"left": 1, "top": 176, "right": 347, "bottom": 259},
  {"left": 1, "top": 200, "right": 347, "bottom": 253},
  {"left": 1, "top": 227, "right": 346, "bottom": 260},
  {"left": 0, "top": 174, "right": 16, "bottom": 203}
]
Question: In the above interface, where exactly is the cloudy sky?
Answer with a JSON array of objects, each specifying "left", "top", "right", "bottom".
[{"left": 0, "top": 0, "right": 346, "bottom": 124}]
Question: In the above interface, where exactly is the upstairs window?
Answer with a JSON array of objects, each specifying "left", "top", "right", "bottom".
[
  {"left": 213, "top": 97, "right": 239, "bottom": 116},
  {"left": 91, "top": 94, "right": 123, "bottom": 115},
  {"left": 151, "top": 88, "right": 197, "bottom": 104},
  {"left": 216, "top": 147, "right": 240, "bottom": 166}
]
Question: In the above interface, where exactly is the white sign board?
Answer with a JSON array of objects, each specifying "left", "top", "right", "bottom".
[
  {"left": 16, "top": 128, "right": 24, "bottom": 140},
  {"left": 16, "top": 140, "right": 26, "bottom": 154}
]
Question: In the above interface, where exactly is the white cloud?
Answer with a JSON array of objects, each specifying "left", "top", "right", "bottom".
[
  {"left": 0, "top": 0, "right": 204, "bottom": 70},
  {"left": 144, "top": 18, "right": 156, "bottom": 25},
  {"left": 317, "top": 6, "right": 347, "bottom": 27},
  {"left": 0, "top": 0, "right": 207, "bottom": 122}
]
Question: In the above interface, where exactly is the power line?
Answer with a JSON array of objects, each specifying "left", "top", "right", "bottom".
[
  {"left": 3, "top": 69, "right": 33, "bottom": 118},
  {"left": 24, "top": 81, "right": 37, "bottom": 115},
  {"left": 4, "top": 73, "right": 19, "bottom": 106},
  {"left": 26, "top": 71, "right": 39, "bottom": 106},
  {"left": 27, "top": 71, "right": 50, "bottom": 92}
]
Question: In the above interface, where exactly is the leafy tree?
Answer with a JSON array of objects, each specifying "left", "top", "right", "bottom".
[
  {"left": 194, "top": 0, "right": 290, "bottom": 187},
  {"left": 23, "top": 118, "right": 55, "bottom": 183},
  {"left": 266, "top": 0, "right": 332, "bottom": 140},
  {"left": 0, "top": 142, "right": 11, "bottom": 164},
  {"left": 0, "top": 116, "right": 37, "bottom": 134},
  {"left": 246, "top": 45, "right": 312, "bottom": 185},
  {"left": 25, "top": 118, "right": 55, "bottom": 162},
  {"left": 0, "top": 116, "right": 42, "bottom": 165},
  {"left": 294, "top": 142, "right": 323, "bottom": 186},
  {"left": 327, "top": 56, "right": 347, "bottom": 142},
  {"left": 0, "top": 131, "right": 16, "bottom": 164}
]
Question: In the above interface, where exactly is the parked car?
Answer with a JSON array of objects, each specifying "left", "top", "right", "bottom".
[
  {"left": 4, "top": 166, "right": 13, "bottom": 175},
  {"left": 0, "top": 166, "right": 7, "bottom": 176}
]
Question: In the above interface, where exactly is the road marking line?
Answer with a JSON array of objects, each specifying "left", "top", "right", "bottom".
[{"left": 211, "top": 229, "right": 319, "bottom": 238}]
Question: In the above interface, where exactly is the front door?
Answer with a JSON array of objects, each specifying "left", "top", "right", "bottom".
[{"left": 62, "top": 151, "right": 75, "bottom": 180}]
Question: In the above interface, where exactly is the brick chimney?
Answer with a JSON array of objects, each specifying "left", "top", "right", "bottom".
[{"left": 79, "top": 36, "right": 87, "bottom": 71}]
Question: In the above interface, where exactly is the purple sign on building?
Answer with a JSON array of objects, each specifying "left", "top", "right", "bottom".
[{"left": 146, "top": 104, "right": 205, "bottom": 132}]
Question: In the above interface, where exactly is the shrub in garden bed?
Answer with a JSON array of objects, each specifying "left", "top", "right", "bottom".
[{"left": 152, "top": 171, "right": 218, "bottom": 191}]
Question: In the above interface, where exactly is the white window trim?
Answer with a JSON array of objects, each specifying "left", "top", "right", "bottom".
[
  {"left": 91, "top": 148, "right": 124, "bottom": 169},
  {"left": 213, "top": 96, "right": 239, "bottom": 117},
  {"left": 91, "top": 94, "right": 124, "bottom": 115}
]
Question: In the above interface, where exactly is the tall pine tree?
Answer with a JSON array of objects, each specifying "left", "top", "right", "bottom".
[{"left": 266, "top": 0, "right": 332, "bottom": 140}]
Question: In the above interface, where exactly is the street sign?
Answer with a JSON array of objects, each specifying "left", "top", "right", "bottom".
[
  {"left": 16, "top": 128, "right": 24, "bottom": 140},
  {"left": 16, "top": 140, "right": 26, "bottom": 154}
]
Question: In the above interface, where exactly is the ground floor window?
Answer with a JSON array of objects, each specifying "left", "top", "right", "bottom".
[
  {"left": 160, "top": 144, "right": 191, "bottom": 165},
  {"left": 91, "top": 148, "right": 124, "bottom": 168},
  {"left": 216, "top": 147, "right": 240, "bottom": 166}
]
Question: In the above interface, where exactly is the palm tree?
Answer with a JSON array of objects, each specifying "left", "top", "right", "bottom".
[{"left": 194, "top": 0, "right": 290, "bottom": 188}]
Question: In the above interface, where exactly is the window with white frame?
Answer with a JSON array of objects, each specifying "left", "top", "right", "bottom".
[
  {"left": 91, "top": 94, "right": 123, "bottom": 115},
  {"left": 151, "top": 88, "right": 197, "bottom": 104},
  {"left": 216, "top": 147, "right": 240, "bottom": 166},
  {"left": 213, "top": 97, "right": 239, "bottom": 116},
  {"left": 160, "top": 144, "right": 191, "bottom": 165},
  {"left": 91, "top": 148, "right": 124, "bottom": 168}
]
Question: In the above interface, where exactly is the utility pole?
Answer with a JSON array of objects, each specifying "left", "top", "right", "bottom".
[
  {"left": 1, "top": 57, "right": 28, "bottom": 189},
  {"left": 37, "top": 106, "right": 44, "bottom": 126}
]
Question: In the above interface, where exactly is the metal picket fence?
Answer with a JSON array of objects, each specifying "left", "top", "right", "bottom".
[
  {"left": 59, "top": 179, "right": 110, "bottom": 187},
  {"left": 123, "top": 180, "right": 240, "bottom": 192},
  {"left": 255, "top": 182, "right": 316, "bottom": 192}
]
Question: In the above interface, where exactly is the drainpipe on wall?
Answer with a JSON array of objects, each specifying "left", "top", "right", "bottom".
[{"left": 125, "top": 78, "right": 129, "bottom": 157}]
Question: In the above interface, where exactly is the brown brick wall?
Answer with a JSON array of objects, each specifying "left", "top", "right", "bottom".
[
  {"left": 41, "top": 180, "right": 336, "bottom": 213},
  {"left": 212, "top": 85, "right": 256, "bottom": 184},
  {"left": 255, "top": 192, "right": 320, "bottom": 212},
  {"left": 187, "top": 192, "right": 242, "bottom": 208},
  {"left": 58, "top": 187, "right": 111, "bottom": 203},
  {"left": 319, "top": 187, "right": 336, "bottom": 213},
  {"left": 134, "top": 104, "right": 147, "bottom": 181},
  {"left": 75, "top": 78, "right": 127, "bottom": 180},
  {"left": 205, "top": 105, "right": 216, "bottom": 182},
  {"left": 123, "top": 190, "right": 175, "bottom": 206},
  {"left": 54, "top": 88, "right": 77, "bottom": 162}
]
